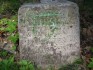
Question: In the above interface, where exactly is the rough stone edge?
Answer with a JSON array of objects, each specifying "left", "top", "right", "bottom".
[{"left": 18, "top": 1, "right": 79, "bottom": 12}]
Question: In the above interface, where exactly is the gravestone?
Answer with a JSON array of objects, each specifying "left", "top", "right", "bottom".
[{"left": 18, "top": 0, "right": 80, "bottom": 69}]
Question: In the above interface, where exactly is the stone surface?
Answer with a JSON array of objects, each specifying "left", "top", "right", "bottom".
[
  {"left": 18, "top": 1, "right": 80, "bottom": 69},
  {"left": 40, "top": 0, "right": 67, "bottom": 3}
]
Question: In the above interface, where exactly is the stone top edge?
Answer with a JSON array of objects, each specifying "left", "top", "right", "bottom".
[{"left": 19, "top": 1, "right": 78, "bottom": 9}]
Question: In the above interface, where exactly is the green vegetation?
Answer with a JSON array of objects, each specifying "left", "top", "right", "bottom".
[
  {"left": 0, "top": 57, "right": 35, "bottom": 70},
  {"left": 0, "top": 16, "right": 18, "bottom": 51},
  {"left": 0, "top": 0, "right": 21, "bottom": 14},
  {"left": 88, "top": 58, "right": 93, "bottom": 68},
  {"left": 88, "top": 48, "right": 93, "bottom": 68}
]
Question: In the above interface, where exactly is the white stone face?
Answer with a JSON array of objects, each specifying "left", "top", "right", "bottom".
[{"left": 18, "top": 1, "right": 80, "bottom": 69}]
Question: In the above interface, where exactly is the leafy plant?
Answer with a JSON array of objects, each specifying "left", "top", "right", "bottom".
[
  {"left": 88, "top": 58, "right": 93, "bottom": 68},
  {"left": 8, "top": 34, "right": 19, "bottom": 44},
  {"left": 0, "top": 51, "right": 7, "bottom": 57},
  {"left": 18, "top": 60, "right": 35, "bottom": 70},
  {"left": 0, "top": 57, "right": 35, "bottom": 70},
  {"left": 90, "top": 47, "right": 93, "bottom": 53},
  {"left": 88, "top": 48, "right": 93, "bottom": 68},
  {"left": 0, "top": 15, "right": 18, "bottom": 51},
  {"left": 0, "top": 56, "right": 19, "bottom": 70},
  {"left": 0, "top": 16, "right": 17, "bottom": 33}
]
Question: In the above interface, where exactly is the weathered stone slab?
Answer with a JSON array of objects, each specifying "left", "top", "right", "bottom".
[{"left": 18, "top": 1, "right": 80, "bottom": 69}]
